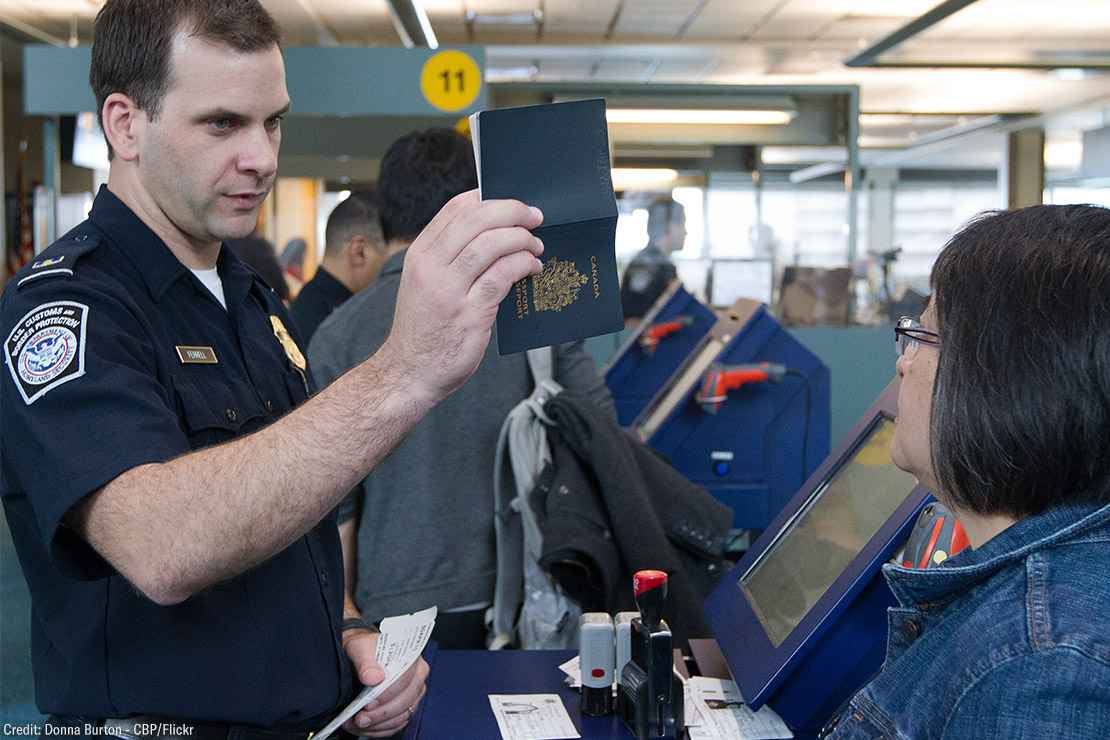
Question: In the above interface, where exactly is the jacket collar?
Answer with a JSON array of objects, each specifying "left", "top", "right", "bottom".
[
  {"left": 305, "top": 266, "right": 352, "bottom": 305},
  {"left": 380, "top": 248, "right": 407, "bottom": 278},
  {"left": 883, "top": 500, "right": 1110, "bottom": 608},
  {"left": 89, "top": 185, "right": 257, "bottom": 308}
]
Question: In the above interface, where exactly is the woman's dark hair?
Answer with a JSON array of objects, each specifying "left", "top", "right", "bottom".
[
  {"left": 930, "top": 204, "right": 1110, "bottom": 518},
  {"left": 378, "top": 128, "right": 478, "bottom": 243},
  {"left": 90, "top": 0, "right": 281, "bottom": 157}
]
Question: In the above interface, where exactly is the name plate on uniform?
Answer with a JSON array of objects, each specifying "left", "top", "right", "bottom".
[{"left": 176, "top": 345, "right": 218, "bottom": 364}]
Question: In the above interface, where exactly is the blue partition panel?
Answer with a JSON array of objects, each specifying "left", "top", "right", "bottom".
[
  {"left": 604, "top": 286, "right": 716, "bottom": 427},
  {"left": 647, "top": 305, "right": 830, "bottom": 530}
]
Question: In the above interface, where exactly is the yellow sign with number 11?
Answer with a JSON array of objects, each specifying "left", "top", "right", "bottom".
[{"left": 420, "top": 50, "right": 482, "bottom": 113}]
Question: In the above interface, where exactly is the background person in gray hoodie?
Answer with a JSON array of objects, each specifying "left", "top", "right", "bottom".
[{"left": 309, "top": 128, "right": 614, "bottom": 649}]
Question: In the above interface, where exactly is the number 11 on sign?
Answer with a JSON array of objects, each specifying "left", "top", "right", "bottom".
[{"left": 421, "top": 50, "right": 481, "bottom": 112}]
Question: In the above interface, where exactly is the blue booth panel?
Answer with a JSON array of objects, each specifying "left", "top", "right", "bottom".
[
  {"left": 604, "top": 282, "right": 716, "bottom": 427},
  {"left": 635, "top": 302, "right": 830, "bottom": 530}
]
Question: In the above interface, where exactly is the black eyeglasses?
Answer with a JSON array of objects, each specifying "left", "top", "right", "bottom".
[{"left": 895, "top": 316, "right": 939, "bottom": 358}]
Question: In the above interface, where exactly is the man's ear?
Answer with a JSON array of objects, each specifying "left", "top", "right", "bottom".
[
  {"left": 345, "top": 235, "right": 371, "bottom": 268},
  {"left": 102, "top": 92, "right": 144, "bottom": 162}
]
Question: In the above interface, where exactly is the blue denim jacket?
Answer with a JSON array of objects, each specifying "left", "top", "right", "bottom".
[{"left": 826, "top": 501, "right": 1110, "bottom": 739}]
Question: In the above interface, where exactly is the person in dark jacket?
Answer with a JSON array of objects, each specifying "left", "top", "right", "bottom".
[
  {"left": 289, "top": 191, "right": 385, "bottom": 343},
  {"left": 620, "top": 196, "right": 685, "bottom": 324}
]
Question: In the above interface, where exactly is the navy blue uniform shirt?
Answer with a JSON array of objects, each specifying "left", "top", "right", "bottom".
[
  {"left": 0, "top": 187, "right": 353, "bottom": 727},
  {"left": 619, "top": 244, "right": 677, "bottom": 320}
]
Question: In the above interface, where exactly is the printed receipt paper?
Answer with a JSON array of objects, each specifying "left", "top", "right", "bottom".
[
  {"left": 470, "top": 99, "right": 624, "bottom": 354},
  {"left": 312, "top": 606, "right": 437, "bottom": 740},
  {"left": 488, "top": 694, "right": 581, "bottom": 740}
]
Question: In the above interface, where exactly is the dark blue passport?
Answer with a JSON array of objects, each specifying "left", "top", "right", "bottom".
[{"left": 470, "top": 99, "right": 624, "bottom": 354}]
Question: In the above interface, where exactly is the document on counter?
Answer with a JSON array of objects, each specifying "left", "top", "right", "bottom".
[
  {"left": 686, "top": 677, "right": 793, "bottom": 740},
  {"left": 489, "top": 694, "right": 581, "bottom": 740},
  {"left": 312, "top": 606, "right": 437, "bottom": 740},
  {"left": 470, "top": 99, "right": 624, "bottom": 354}
]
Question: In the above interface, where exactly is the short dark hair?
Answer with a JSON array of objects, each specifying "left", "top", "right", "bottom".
[
  {"left": 378, "top": 128, "right": 477, "bottom": 243},
  {"left": 90, "top": 0, "right": 281, "bottom": 156},
  {"left": 647, "top": 197, "right": 684, "bottom": 241},
  {"left": 325, "top": 191, "right": 383, "bottom": 258},
  {"left": 929, "top": 204, "right": 1110, "bottom": 519}
]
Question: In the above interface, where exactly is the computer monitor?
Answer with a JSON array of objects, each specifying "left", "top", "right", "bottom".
[
  {"left": 741, "top": 416, "right": 913, "bottom": 647},
  {"left": 707, "top": 258, "right": 774, "bottom": 307},
  {"left": 673, "top": 258, "right": 711, "bottom": 303},
  {"left": 704, "top": 379, "right": 932, "bottom": 732}
]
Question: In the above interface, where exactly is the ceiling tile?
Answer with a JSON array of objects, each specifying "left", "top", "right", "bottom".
[
  {"left": 543, "top": 1, "right": 621, "bottom": 40},
  {"left": 683, "top": 0, "right": 787, "bottom": 40},
  {"left": 613, "top": 0, "right": 702, "bottom": 37}
]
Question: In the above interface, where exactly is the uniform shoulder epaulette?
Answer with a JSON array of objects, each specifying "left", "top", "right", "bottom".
[{"left": 14, "top": 231, "right": 102, "bottom": 289}]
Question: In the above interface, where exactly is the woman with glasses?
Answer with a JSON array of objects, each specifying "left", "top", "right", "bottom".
[{"left": 826, "top": 205, "right": 1110, "bottom": 739}]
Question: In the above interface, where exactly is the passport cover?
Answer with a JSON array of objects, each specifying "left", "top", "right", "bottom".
[{"left": 471, "top": 98, "right": 624, "bottom": 354}]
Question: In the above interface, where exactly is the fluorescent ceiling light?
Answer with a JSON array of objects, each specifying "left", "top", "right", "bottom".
[
  {"left": 414, "top": 1, "right": 438, "bottom": 49},
  {"left": 606, "top": 109, "right": 794, "bottom": 125},
  {"left": 1054, "top": 68, "right": 1088, "bottom": 81},
  {"left": 466, "top": 10, "right": 543, "bottom": 25},
  {"left": 611, "top": 168, "right": 678, "bottom": 190}
]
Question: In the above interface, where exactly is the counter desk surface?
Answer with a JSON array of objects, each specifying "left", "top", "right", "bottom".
[{"left": 415, "top": 648, "right": 630, "bottom": 739}]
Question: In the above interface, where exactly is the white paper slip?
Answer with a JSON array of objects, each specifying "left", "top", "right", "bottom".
[
  {"left": 489, "top": 694, "right": 581, "bottom": 740},
  {"left": 689, "top": 676, "right": 793, "bottom": 740},
  {"left": 557, "top": 656, "right": 581, "bottom": 687},
  {"left": 311, "top": 606, "right": 438, "bottom": 740},
  {"left": 684, "top": 682, "right": 705, "bottom": 728}
]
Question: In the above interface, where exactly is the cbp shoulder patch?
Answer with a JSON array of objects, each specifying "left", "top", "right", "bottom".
[{"left": 5, "top": 301, "right": 88, "bottom": 405}]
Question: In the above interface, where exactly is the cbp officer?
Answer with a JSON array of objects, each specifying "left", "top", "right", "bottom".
[
  {"left": 619, "top": 196, "right": 686, "bottom": 325},
  {"left": 0, "top": 1, "right": 544, "bottom": 738}
]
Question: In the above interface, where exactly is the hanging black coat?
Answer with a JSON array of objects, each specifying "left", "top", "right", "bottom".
[{"left": 532, "top": 391, "right": 733, "bottom": 642}]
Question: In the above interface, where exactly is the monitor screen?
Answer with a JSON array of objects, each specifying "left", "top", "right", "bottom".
[
  {"left": 710, "top": 259, "right": 773, "bottom": 306},
  {"left": 674, "top": 258, "right": 711, "bottom": 302},
  {"left": 739, "top": 417, "right": 918, "bottom": 647}
]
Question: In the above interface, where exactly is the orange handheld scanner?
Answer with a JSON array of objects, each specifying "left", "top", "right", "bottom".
[
  {"left": 695, "top": 362, "right": 786, "bottom": 414},
  {"left": 902, "top": 502, "right": 970, "bottom": 569},
  {"left": 639, "top": 315, "right": 695, "bottom": 354}
]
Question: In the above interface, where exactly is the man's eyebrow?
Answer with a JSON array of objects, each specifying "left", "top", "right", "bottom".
[
  {"left": 192, "top": 108, "right": 245, "bottom": 122},
  {"left": 191, "top": 103, "right": 291, "bottom": 122}
]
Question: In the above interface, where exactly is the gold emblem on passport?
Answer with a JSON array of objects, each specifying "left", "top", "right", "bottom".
[
  {"left": 270, "top": 315, "right": 306, "bottom": 371},
  {"left": 175, "top": 345, "right": 218, "bottom": 364},
  {"left": 532, "top": 257, "right": 589, "bottom": 313}
]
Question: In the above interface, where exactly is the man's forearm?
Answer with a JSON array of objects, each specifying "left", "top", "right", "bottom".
[{"left": 73, "top": 342, "right": 434, "bottom": 605}]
